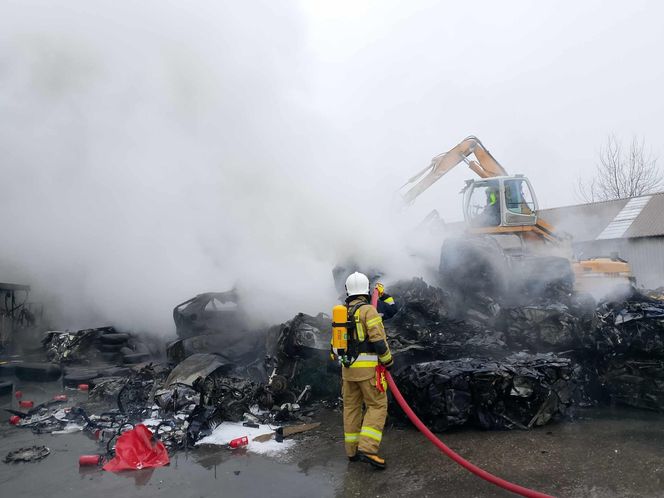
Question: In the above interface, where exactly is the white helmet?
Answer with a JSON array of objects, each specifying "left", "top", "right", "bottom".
[{"left": 345, "top": 272, "right": 370, "bottom": 297}]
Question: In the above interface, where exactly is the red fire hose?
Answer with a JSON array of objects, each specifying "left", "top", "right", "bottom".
[
  {"left": 370, "top": 288, "right": 379, "bottom": 308},
  {"left": 386, "top": 371, "right": 554, "bottom": 498}
]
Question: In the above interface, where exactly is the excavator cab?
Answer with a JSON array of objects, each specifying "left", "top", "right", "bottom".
[{"left": 463, "top": 175, "right": 539, "bottom": 228}]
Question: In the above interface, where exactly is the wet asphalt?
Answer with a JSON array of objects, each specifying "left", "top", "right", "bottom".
[{"left": 2, "top": 379, "right": 664, "bottom": 498}]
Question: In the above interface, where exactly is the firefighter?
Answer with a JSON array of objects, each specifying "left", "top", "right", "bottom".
[
  {"left": 374, "top": 282, "right": 398, "bottom": 320},
  {"left": 339, "top": 272, "right": 394, "bottom": 469}
]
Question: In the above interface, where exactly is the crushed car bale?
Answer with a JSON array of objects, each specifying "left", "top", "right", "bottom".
[
  {"left": 393, "top": 352, "right": 578, "bottom": 432},
  {"left": 389, "top": 278, "right": 664, "bottom": 417},
  {"left": 388, "top": 278, "right": 507, "bottom": 362}
]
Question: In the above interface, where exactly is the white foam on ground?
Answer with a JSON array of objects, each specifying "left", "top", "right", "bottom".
[
  {"left": 139, "top": 418, "right": 163, "bottom": 428},
  {"left": 196, "top": 422, "right": 295, "bottom": 456}
]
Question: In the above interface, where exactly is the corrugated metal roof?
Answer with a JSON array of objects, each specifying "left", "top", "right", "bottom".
[
  {"left": 624, "top": 192, "right": 664, "bottom": 238},
  {"left": 596, "top": 195, "right": 652, "bottom": 240},
  {"left": 538, "top": 198, "right": 627, "bottom": 242},
  {"left": 538, "top": 191, "right": 664, "bottom": 242}
]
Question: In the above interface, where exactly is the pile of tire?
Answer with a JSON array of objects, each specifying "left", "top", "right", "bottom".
[
  {"left": 95, "top": 329, "right": 150, "bottom": 365},
  {"left": 43, "top": 327, "right": 152, "bottom": 366}
]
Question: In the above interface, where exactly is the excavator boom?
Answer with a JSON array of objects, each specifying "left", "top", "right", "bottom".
[{"left": 401, "top": 136, "right": 507, "bottom": 204}]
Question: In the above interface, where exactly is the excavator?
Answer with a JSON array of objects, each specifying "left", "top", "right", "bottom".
[{"left": 400, "top": 136, "right": 633, "bottom": 299}]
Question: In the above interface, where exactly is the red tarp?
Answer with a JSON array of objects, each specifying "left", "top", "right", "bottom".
[{"left": 103, "top": 424, "right": 169, "bottom": 472}]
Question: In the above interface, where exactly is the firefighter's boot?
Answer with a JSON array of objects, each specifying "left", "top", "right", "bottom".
[{"left": 358, "top": 452, "right": 386, "bottom": 470}]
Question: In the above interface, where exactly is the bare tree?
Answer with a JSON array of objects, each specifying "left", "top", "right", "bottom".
[{"left": 578, "top": 134, "right": 662, "bottom": 202}]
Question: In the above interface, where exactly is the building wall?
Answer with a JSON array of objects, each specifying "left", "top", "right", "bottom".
[{"left": 575, "top": 236, "right": 664, "bottom": 289}]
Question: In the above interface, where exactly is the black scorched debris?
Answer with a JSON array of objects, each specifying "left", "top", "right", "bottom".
[
  {"left": 4, "top": 446, "right": 50, "bottom": 463},
  {"left": 42, "top": 326, "right": 150, "bottom": 365},
  {"left": 393, "top": 353, "right": 578, "bottom": 431},
  {"left": 388, "top": 278, "right": 507, "bottom": 361}
]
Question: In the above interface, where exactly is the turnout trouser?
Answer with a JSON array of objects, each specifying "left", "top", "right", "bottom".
[{"left": 342, "top": 377, "right": 388, "bottom": 456}]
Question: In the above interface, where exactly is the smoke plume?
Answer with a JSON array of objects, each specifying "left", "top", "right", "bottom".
[{"left": 0, "top": 1, "right": 429, "bottom": 334}]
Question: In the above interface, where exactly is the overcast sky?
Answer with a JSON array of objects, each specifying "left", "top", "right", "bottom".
[
  {"left": 1, "top": 1, "right": 662, "bottom": 332},
  {"left": 299, "top": 0, "right": 664, "bottom": 215}
]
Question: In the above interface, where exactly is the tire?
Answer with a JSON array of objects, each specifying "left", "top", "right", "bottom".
[
  {"left": 100, "top": 352, "right": 120, "bottom": 362},
  {"left": 99, "top": 333, "right": 130, "bottom": 345},
  {"left": 123, "top": 353, "right": 150, "bottom": 364},
  {"left": 132, "top": 342, "right": 149, "bottom": 354},
  {"left": 98, "top": 343, "right": 124, "bottom": 352},
  {"left": 63, "top": 369, "right": 100, "bottom": 387},
  {"left": 99, "top": 366, "right": 132, "bottom": 377},
  {"left": 0, "top": 364, "right": 16, "bottom": 377},
  {"left": 15, "top": 363, "right": 62, "bottom": 382},
  {"left": 0, "top": 380, "right": 13, "bottom": 396}
]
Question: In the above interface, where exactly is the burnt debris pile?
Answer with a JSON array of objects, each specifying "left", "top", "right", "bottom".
[
  {"left": 592, "top": 293, "right": 664, "bottom": 411},
  {"left": 387, "top": 278, "right": 507, "bottom": 362},
  {"left": 390, "top": 277, "right": 664, "bottom": 418},
  {"left": 5, "top": 278, "right": 664, "bottom": 454},
  {"left": 498, "top": 293, "right": 597, "bottom": 352},
  {"left": 43, "top": 327, "right": 152, "bottom": 365},
  {"left": 6, "top": 296, "right": 331, "bottom": 455},
  {"left": 394, "top": 353, "right": 577, "bottom": 431}
]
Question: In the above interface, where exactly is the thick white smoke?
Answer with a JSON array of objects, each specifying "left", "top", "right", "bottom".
[{"left": 0, "top": 1, "right": 430, "bottom": 334}]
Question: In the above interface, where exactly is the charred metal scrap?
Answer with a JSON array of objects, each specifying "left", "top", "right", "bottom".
[
  {"left": 11, "top": 280, "right": 664, "bottom": 457},
  {"left": 590, "top": 292, "right": 664, "bottom": 411},
  {"left": 393, "top": 352, "right": 578, "bottom": 432},
  {"left": 4, "top": 446, "right": 50, "bottom": 463},
  {"left": 498, "top": 293, "right": 597, "bottom": 352},
  {"left": 595, "top": 293, "right": 664, "bottom": 356},
  {"left": 389, "top": 278, "right": 664, "bottom": 417},
  {"left": 43, "top": 326, "right": 150, "bottom": 365},
  {"left": 265, "top": 312, "right": 339, "bottom": 402},
  {"left": 168, "top": 291, "right": 266, "bottom": 373},
  {"left": 387, "top": 278, "right": 507, "bottom": 362}
]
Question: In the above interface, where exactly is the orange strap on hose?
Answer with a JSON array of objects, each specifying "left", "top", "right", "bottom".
[{"left": 386, "top": 371, "right": 554, "bottom": 498}]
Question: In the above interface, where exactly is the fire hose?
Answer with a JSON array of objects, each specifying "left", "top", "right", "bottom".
[{"left": 385, "top": 370, "right": 554, "bottom": 498}]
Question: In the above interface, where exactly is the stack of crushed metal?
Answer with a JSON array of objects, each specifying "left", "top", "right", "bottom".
[
  {"left": 394, "top": 353, "right": 578, "bottom": 431},
  {"left": 498, "top": 292, "right": 598, "bottom": 352},
  {"left": 386, "top": 278, "right": 578, "bottom": 429},
  {"left": 388, "top": 277, "right": 664, "bottom": 426},
  {"left": 592, "top": 293, "right": 664, "bottom": 411},
  {"left": 387, "top": 278, "right": 507, "bottom": 362}
]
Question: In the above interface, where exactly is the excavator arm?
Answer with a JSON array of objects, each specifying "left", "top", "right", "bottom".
[{"left": 401, "top": 136, "right": 507, "bottom": 204}]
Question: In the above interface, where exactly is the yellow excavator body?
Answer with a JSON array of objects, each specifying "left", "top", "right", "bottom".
[{"left": 401, "top": 136, "right": 635, "bottom": 296}]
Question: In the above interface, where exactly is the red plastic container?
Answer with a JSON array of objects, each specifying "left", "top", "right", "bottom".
[
  {"left": 79, "top": 455, "right": 103, "bottom": 467},
  {"left": 14, "top": 390, "right": 23, "bottom": 399},
  {"left": 9, "top": 415, "right": 20, "bottom": 425},
  {"left": 229, "top": 436, "right": 249, "bottom": 449},
  {"left": 53, "top": 394, "right": 68, "bottom": 401},
  {"left": 19, "top": 400, "right": 34, "bottom": 408},
  {"left": 78, "top": 384, "right": 89, "bottom": 392}
]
